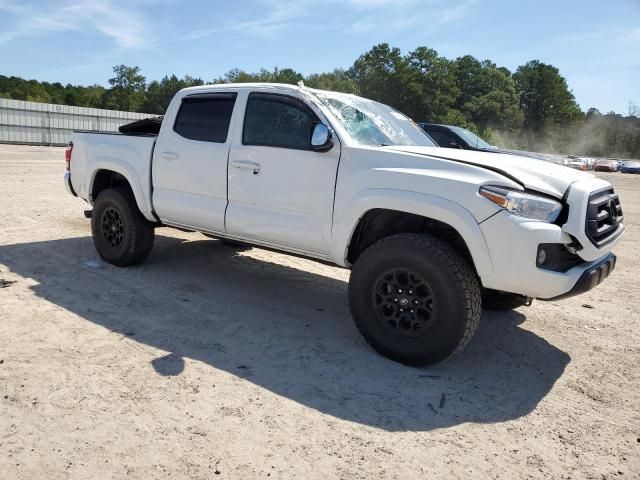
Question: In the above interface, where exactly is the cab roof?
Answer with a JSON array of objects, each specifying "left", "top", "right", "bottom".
[{"left": 179, "top": 82, "right": 360, "bottom": 98}]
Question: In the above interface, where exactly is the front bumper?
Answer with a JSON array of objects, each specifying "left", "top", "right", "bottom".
[
  {"left": 478, "top": 210, "right": 620, "bottom": 299},
  {"left": 64, "top": 171, "right": 77, "bottom": 196},
  {"left": 543, "top": 253, "right": 616, "bottom": 300}
]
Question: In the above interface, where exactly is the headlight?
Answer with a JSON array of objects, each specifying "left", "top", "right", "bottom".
[{"left": 479, "top": 186, "right": 562, "bottom": 222}]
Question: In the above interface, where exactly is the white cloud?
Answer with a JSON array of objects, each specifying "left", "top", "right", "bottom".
[
  {"left": 0, "top": 0, "right": 151, "bottom": 48},
  {"left": 347, "top": 0, "right": 412, "bottom": 6},
  {"left": 184, "top": 0, "right": 478, "bottom": 40},
  {"left": 344, "top": 0, "right": 478, "bottom": 35},
  {"left": 0, "top": 0, "right": 24, "bottom": 13},
  {"left": 186, "top": 0, "right": 321, "bottom": 39}
]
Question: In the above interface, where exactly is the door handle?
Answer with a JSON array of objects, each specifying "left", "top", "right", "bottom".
[
  {"left": 161, "top": 151, "right": 179, "bottom": 161},
  {"left": 231, "top": 160, "right": 261, "bottom": 174}
]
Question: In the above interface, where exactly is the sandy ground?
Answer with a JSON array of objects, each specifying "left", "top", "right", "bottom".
[{"left": 0, "top": 144, "right": 639, "bottom": 479}]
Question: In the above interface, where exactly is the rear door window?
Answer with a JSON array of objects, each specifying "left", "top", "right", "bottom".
[{"left": 174, "top": 93, "right": 237, "bottom": 143}]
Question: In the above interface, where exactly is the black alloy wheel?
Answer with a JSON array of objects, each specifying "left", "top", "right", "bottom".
[
  {"left": 100, "top": 207, "right": 125, "bottom": 248},
  {"left": 373, "top": 268, "right": 436, "bottom": 338}
]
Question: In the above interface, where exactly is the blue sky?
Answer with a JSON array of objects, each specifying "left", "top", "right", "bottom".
[{"left": 0, "top": 0, "right": 638, "bottom": 114}]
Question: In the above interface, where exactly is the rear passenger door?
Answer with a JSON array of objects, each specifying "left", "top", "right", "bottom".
[{"left": 152, "top": 92, "right": 238, "bottom": 232}]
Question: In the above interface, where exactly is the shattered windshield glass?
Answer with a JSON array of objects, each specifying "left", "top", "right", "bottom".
[{"left": 310, "top": 91, "right": 435, "bottom": 147}]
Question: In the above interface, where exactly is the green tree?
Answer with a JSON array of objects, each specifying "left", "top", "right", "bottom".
[
  {"left": 214, "top": 68, "right": 261, "bottom": 83},
  {"left": 513, "top": 60, "right": 582, "bottom": 133},
  {"left": 464, "top": 89, "right": 523, "bottom": 131},
  {"left": 348, "top": 43, "right": 410, "bottom": 112},
  {"left": 404, "top": 47, "right": 459, "bottom": 122},
  {"left": 5, "top": 46, "right": 640, "bottom": 158},
  {"left": 271, "top": 67, "right": 304, "bottom": 84},
  {"left": 586, "top": 107, "right": 601, "bottom": 118},
  {"left": 213, "top": 67, "right": 303, "bottom": 85},
  {"left": 305, "top": 69, "right": 359, "bottom": 94},
  {"left": 103, "top": 65, "right": 147, "bottom": 111},
  {"left": 453, "top": 56, "right": 522, "bottom": 132},
  {"left": 24, "top": 82, "right": 51, "bottom": 103},
  {"left": 143, "top": 74, "right": 204, "bottom": 114}
]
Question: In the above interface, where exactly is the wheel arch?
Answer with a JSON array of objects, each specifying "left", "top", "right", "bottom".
[
  {"left": 88, "top": 164, "right": 155, "bottom": 222},
  {"left": 332, "top": 189, "right": 494, "bottom": 278}
]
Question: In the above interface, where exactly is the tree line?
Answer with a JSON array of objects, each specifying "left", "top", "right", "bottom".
[{"left": 1, "top": 43, "right": 638, "bottom": 159}]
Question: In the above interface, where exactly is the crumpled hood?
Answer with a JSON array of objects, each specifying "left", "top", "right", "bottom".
[{"left": 385, "top": 146, "right": 592, "bottom": 198}]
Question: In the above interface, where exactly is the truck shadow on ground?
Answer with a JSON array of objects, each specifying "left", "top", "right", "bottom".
[{"left": 0, "top": 231, "right": 570, "bottom": 432}]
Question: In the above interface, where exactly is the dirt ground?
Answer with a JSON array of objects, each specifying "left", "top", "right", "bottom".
[{"left": 0, "top": 145, "right": 638, "bottom": 479}]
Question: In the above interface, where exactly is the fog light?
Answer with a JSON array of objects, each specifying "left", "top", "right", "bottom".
[
  {"left": 537, "top": 243, "right": 584, "bottom": 272},
  {"left": 537, "top": 248, "right": 547, "bottom": 265}
]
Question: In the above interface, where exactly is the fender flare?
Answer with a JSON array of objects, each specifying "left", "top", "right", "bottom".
[
  {"left": 330, "top": 188, "right": 494, "bottom": 277},
  {"left": 87, "top": 159, "right": 155, "bottom": 222}
]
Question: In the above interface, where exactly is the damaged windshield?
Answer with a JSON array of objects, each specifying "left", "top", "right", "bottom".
[{"left": 310, "top": 91, "right": 435, "bottom": 147}]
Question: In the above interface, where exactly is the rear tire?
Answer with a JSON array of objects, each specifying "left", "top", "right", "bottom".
[
  {"left": 348, "top": 233, "right": 481, "bottom": 366},
  {"left": 91, "top": 187, "right": 155, "bottom": 267}
]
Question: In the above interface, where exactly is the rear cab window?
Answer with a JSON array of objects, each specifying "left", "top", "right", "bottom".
[
  {"left": 242, "top": 93, "right": 318, "bottom": 150},
  {"left": 173, "top": 93, "right": 237, "bottom": 143}
]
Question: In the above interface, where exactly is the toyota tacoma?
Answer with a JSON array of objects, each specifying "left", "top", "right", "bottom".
[{"left": 64, "top": 83, "right": 624, "bottom": 366}]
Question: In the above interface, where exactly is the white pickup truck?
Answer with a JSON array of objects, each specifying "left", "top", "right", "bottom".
[{"left": 65, "top": 83, "right": 624, "bottom": 366}]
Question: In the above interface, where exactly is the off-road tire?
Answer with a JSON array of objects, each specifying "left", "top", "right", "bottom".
[
  {"left": 91, "top": 187, "right": 155, "bottom": 267},
  {"left": 481, "top": 289, "right": 530, "bottom": 311},
  {"left": 348, "top": 233, "right": 481, "bottom": 366}
]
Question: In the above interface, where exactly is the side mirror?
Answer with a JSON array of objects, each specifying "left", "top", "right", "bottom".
[{"left": 311, "top": 123, "right": 334, "bottom": 152}]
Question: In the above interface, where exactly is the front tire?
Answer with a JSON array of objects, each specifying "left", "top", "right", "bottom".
[
  {"left": 91, "top": 187, "right": 155, "bottom": 267},
  {"left": 348, "top": 234, "right": 481, "bottom": 366}
]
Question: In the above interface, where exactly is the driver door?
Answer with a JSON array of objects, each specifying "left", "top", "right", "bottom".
[{"left": 226, "top": 92, "right": 340, "bottom": 254}]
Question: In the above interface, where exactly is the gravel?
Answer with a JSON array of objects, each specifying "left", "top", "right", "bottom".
[{"left": 1, "top": 145, "right": 638, "bottom": 479}]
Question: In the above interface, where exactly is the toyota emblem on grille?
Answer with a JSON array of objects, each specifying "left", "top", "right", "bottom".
[{"left": 609, "top": 199, "right": 618, "bottom": 222}]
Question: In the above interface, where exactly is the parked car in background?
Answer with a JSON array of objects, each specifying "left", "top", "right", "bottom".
[
  {"left": 594, "top": 159, "right": 620, "bottom": 172},
  {"left": 418, "top": 123, "right": 581, "bottom": 167},
  {"left": 621, "top": 161, "right": 640, "bottom": 174},
  {"left": 567, "top": 156, "right": 588, "bottom": 171},
  {"left": 418, "top": 123, "right": 495, "bottom": 151}
]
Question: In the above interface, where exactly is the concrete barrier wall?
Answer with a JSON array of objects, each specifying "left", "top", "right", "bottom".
[{"left": 0, "top": 99, "right": 151, "bottom": 146}]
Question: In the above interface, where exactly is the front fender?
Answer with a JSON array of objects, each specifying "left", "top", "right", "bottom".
[{"left": 330, "top": 188, "right": 494, "bottom": 277}]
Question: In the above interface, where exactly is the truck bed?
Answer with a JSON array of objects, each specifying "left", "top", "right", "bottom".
[{"left": 69, "top": 131, "right": 157, "bottom": 221}]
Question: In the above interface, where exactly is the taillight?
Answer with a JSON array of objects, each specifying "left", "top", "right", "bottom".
[{"left": 65, "top": 142, "right": 73, "bottom": 171}]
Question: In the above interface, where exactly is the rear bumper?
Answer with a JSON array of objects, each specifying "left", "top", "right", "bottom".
[
  {"left": 64, "top": 171, "right": 77, "bottom": 196},
  {"left": 542, "top": 253, "right": 616, "bottom": 300}
]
